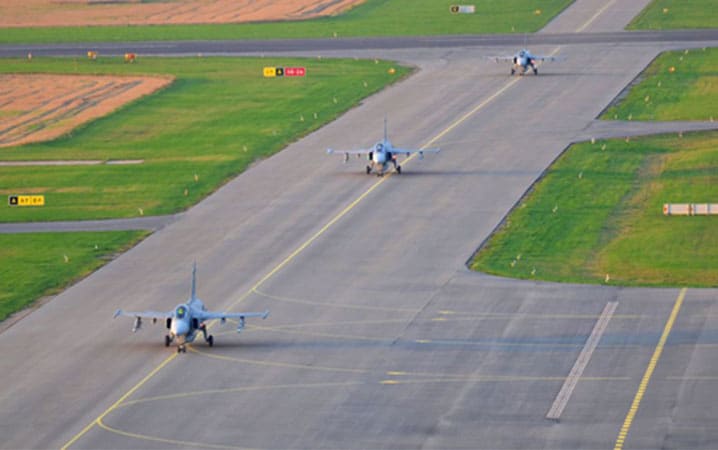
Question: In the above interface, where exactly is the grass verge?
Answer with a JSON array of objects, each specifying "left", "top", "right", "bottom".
[
  {"left": 602, "top": 47, "right": 718, "bottom": 121},
  {"left": 470, "top": 131, "right": 718, "bottom": 287},
  {"left": 628, "top": 0, "right": 718, "bottom": 30},
  {"left": 0, "top": 0, "right": 574, "bottom": 44},
  {"left": 0, "top": 231, "right": 147, "bottom": 322},
  {"left": 0, "top": 56, "right": 409, "bottom": 222}
]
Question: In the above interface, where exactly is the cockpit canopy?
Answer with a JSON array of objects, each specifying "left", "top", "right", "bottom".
[
  {"left": 519, "top": 50, "right": 527, "bottom": 57},
  {"left": 175, "top": 305, "right": 188, "bottom": 319},
  {"left": 376, "top": 143, "right": 384, "bottom": 152}
]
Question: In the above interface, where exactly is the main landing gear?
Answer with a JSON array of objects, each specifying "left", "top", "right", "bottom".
[
  {"left": 200, "top": 323, "right": 214, "bottom": 347},
  {"left": 177, "top": 344, "right": 187, "bottom": 353}
]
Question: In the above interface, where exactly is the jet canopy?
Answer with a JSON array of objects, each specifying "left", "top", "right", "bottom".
[{"left": 175, "top": 305, "right": 188, "bottom": 319}]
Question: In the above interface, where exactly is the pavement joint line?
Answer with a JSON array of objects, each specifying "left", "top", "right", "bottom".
[
  {"left": 546, "top": 301, "right": 618, "bottom": 420},
  {"left": 613, "top": 288, "right": 687, "bottom": 450},
  {"left": 60, "top": 56, "right": 526, "bottom": 450}
]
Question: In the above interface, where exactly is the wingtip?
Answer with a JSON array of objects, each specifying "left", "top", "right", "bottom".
[
  {"left": 326, "top": 148, "right": 334, "bottom": 154},
  {"left": 113, "top": 309, "right": 122, "bottom": 318},
  {"left": 263, "top": 310, "right": 270, "bottom": 320}
]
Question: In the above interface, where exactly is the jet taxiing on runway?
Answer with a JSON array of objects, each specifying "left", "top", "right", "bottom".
[
  {"left": 327, "top": 119, "right": 439, "bottom": 176},
  {"left": 114, "top": 264, "right": 269, "bottom": 353},
  {"left": 492, "top": 49, "right": 561, "bottom": 75}
]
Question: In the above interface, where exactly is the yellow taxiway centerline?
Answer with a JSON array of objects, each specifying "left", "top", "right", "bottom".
[{"left": 613, "top": 288, "right": 687, "bottom": 450}]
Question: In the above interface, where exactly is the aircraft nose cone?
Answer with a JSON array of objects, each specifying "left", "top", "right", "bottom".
[{"left": 173, "top": 319, "right": 189, "bottom": 337}]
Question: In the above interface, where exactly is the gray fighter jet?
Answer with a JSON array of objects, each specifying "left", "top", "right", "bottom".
[
  {"left": 114, "top": 264, "right": 269, "bottom": 353},
  {"left": 492, "top": 49, "right": 561, "bottom": 75},
  {"left": 327, "top": 118, "right": 439, "bottom": 176}
]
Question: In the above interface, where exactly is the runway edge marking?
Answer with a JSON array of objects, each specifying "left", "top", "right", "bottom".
[
  {"left": 59, "top": 64, "right": 522, "bottom": 450},
  {"left": 613, "top": 288, "right": 687, "bottom": 450}
]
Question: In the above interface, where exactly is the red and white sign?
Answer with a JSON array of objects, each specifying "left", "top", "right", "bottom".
[{"left": 284, "top": 67, "right": 306, "bottom": 77}]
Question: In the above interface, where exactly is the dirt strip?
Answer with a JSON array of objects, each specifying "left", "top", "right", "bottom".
[
  {"left": 0, "top": 74, "right": 172, "bottom": 148},
  {"left": 0, "top": 0, "right": 364, "bottom": 28}
]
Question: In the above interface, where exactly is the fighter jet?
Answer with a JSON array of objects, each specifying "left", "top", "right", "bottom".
[
  {"left": 114, "top": 264, "right": 269, "bottom": 353},
  {"left": 492, "top": 49, "right": 561, "bottom": 75},
  {"left": 327, "top": 118, "right": 439, "bottom": 176}
]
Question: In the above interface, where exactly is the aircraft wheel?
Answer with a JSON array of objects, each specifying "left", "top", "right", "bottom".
[
  {"left": 534, "top": 68, "right": 538, "bottom": 75},
  {"left": 366, "top": 165, "right": 371, "bottom": 174},
  {"left": 165, "top": 335, "right": 171, "bottom": 347},
  {"left": 396, "top": 166, "right": 401, "bottom": 174},
  {"left": 510, "top": 68, "right": 515, "bottom": 75},
  {"left": 177, "top": 346, "right": 182, "bottom": 353},
  {"left": 208, "top": 335, "right": 214, "bottom": 347}
]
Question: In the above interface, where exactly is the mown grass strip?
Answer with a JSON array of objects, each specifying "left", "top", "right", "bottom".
[
  {"left": 0, "top": 231, "right": 147, "bottom": 322},
  {"left": 0, "top": 0, "right": 574, "bottom": 44},
  {"left": 0, "top": 56, "right": 409, "bottom": 222},
  {"left": 628, "top": 0, "right": 718, "bottom": 30},
  {"left": 471, "top": 131, "right": 718, "bottom": 287},
  {"left": 602, "top": 47, "right": 718, "bottom": 121}
]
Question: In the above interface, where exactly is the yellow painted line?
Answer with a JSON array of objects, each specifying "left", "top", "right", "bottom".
[
  {"left": 61, "top": 353, "right": 178, "bottom": 450},
  {"left": 384, "top": 369, "right": 630, "bottom": 382},
  {"left": 613, "top": 288, "right": 687, "bottom": 450},
  {"left": 100, "top": 381, "right": 364, "bottom": 449},
  {"left": 378, "top": 376, "right": 629, "bottom": 385},
  {"left": 667, "top": 375, "right": 718, "bottom": 381},
  {"left": 62, "top": 60, "right": 524, "bottom": 450},
  {"left": 575, "top": 0, "right": 618, "bottom": 33},
  {"left": 120, "top": 381, "right": 364, "bottom": 408},
  {"left": 97, "top": 420, "right": 249, "bottom": 450},
  {"left": 252, "top": 287, "right": 420, "bottom": 313},
  {"left": 188, "top": 346, "right": 368, "bottom": 374}
]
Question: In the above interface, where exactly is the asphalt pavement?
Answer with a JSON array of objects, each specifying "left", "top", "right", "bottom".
[{"left": 1, "top": 0, "right": 718, "bottom": 448}]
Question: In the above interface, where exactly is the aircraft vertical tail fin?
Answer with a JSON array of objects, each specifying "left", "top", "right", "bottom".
[{"left": 191, "top": 262, "right": 197, "bottom": 300}]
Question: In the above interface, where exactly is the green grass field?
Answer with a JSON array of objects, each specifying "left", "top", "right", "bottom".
[
  {"left": 473, "top": 46, "right": 718, "bottom": 286},
  {"left": 471, "top": 131, "right": 718, "bottom": 287},
  {"left": 0, "top": 56, "right": 409, "bottom": 222},
  {"left": 602, "top": 47, "right": 718, "bottom": 121},
  {"left": 628, "top": 0, "right": 718, "bottom": 30},
  {"left": 0, "top": 231, "right": 146, "bottom": 322},
  {"left": 0, "top": 0, "right": 574, "bottom": 44}
]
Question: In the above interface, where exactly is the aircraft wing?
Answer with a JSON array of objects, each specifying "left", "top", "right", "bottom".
[
  {"left": 196, "top": 310, "right": 270, "bottom": 321},
  {"left": 327, "top": 148, "right": 370, "bottom": 156},
  {"left": 490, "top": 56, "right": 515, "bottom": 62},
  {"left": 531, "top": 55, "right": 561, "bottom": 62},
  {"left": 114, "top": 309, "right": 171, "bottom": 319},
  {"left": 392, "top": 147, "right": 440, "bottom": 156}
]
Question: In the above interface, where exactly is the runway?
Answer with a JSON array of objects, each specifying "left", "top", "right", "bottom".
[{"left": 1, "top": 0, "right": 718, "bottom": 448}]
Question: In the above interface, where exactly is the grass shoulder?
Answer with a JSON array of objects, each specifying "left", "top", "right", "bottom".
[
  {"left": 470, "top": 131, "right": 718, "bottom": 287},
  {"left": 0, "top": 56, "right": 410, "bottom": 222},
  {"left": 628, "top": 0, "right": 718, "bottom": 30},
  {"left": 0, "top": 231, "right": 147, "bottom": 322},
  {"left": 0, "top": 0, "right": 574, "bottom": 44},
  {"left": 602, "top": 47, "right": 718, "bottom": 122}
]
